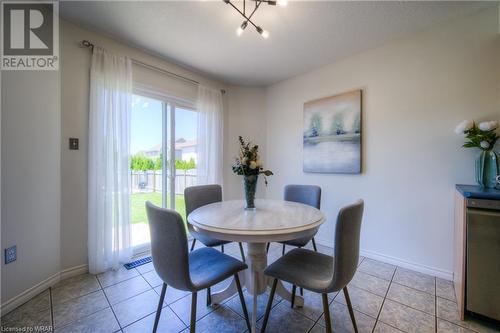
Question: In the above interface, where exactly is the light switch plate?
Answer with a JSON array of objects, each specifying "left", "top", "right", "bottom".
[
  {"left": 5, "top": 245, "right": 16, "bottom": 264},
  {"left": 69, "top": 138, "right": 79, "bottom": 150}
]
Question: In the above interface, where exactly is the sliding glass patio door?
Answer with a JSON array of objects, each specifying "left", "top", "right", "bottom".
[{"left": 130, "top": 93, "right": 197, "bottom": 254}]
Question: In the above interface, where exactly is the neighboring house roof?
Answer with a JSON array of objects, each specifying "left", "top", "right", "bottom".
[
  {"left": 175, "top": 139, "right": 197, "bottom": 150},
  {"left": 136, "top": 139, "right": 197, "bottom": 156}
]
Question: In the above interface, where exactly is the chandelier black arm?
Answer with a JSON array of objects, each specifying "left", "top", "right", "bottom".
[
  {"left": 247, "top": 1, "right": 261, "bottom": 21},
  {"left": 224, "top": 0, "right": 262, "bottom": 30}
]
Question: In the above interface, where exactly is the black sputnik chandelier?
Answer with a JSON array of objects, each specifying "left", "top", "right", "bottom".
[{"left": 222, "top": 0, "right": 288, "bottom": 38}]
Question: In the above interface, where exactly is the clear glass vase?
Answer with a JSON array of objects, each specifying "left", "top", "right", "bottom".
[
  {"left": 243, "top": 175, "right": 258, "bottom": 210},
  {"left": 475, "top": 150, "right": 499, "bottom": 188}
]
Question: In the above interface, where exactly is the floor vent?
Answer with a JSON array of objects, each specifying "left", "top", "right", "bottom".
[{"left": 124, "top": 256, "right": 152, "bottom": 270}]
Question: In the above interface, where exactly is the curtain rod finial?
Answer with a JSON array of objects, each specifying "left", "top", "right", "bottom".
[{"left": 80, "top": 40, "right": 94, "bottom": 49}]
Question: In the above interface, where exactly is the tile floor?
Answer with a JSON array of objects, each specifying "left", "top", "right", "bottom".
[{"left": 2, "top": 242, "right": 499, "bottom": 333}]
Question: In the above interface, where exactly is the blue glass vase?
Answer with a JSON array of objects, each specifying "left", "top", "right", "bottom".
[
  {"left": 243, "top": 175, "right": 258, "bottom": 210},
  {"left": 475, "top": 150, "right": 499, "bottom": 188}
]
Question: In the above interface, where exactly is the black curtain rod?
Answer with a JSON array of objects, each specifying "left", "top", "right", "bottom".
[{"left": 80, "top": 40, "right": 226, "bottom": 95}]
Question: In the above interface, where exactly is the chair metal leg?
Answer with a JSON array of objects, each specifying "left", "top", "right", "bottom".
[
  {"left": 190, "top": 292, "right": 197, "bottom": 333},
  {"left": 261, "top": 279, "right": 278, "bottom": 333},
  {"left": 206, "top": 287, "right": 211, "bottom": 306},
  {"left": 300, "top": 287, "right": 304, "bottom": 296},
  {"left": 291, "top": 285, "right": 296, "bottom": 308},
  {"left": 322, "top": 293, "right": 332, "bottom": 333},
  {"left": 221, "top": 244, "right": 224, "bottom": 253},
  {"left": 343, "top": 287, "right": 358, "bottom": 333},
  {"left": 282, "top": 244, "right": 285, "bottom": 256},
  {"left": 238, "top": 242, "right": 246, "bottom": 263},
  {"left": 153, "top": 283, "right": 167, "bottom": 333},
  {"left": 235, "top": 274, "right": 251, "bottom": 332},
  {"left": 312, "top": 237, "right": 318, "bottom": 252},
  {"left": 266, "top": 242, "right": 270, "bottom": 253},
  {"left": 190, "top": 239, "right": 196, "bottom": 252}
]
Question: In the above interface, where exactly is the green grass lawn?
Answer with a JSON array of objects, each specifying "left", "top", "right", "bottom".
[{"left": 131, "top": 192, "right": 186, "bottom": 224}]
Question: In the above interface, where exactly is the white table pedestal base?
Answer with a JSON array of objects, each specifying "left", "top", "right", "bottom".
[{"left": 211, "top": 243, "right": 303, "bottom": 333}]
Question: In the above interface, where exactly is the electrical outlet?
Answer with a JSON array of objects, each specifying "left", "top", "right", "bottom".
[{"left": 5, "top": 245, "right": 17, "bottom": 264}]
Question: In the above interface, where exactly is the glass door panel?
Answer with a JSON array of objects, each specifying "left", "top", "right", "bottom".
[
  {"left": 174, "top": 106, "right": 198, "bottom": 222},
  {"left": 130, "top": 95, "right": 164, "bottom": 250},
  {"left": 130, "top": 95, "right": 196, "bottom": 253}
]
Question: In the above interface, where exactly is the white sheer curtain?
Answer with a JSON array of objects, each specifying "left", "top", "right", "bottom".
[
  {"left": 88, "top": 47, "right": 133, "bottom": 274},
  {"left": 196, "top": 85, "right": 223, "bottom": 185}
]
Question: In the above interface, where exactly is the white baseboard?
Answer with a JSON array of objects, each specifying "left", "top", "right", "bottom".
[
  {"left": 359, "top": 249, "right": 453, "bottom": 281},
  {"left": 60, "top": 264, "right": 89, "bottom": 280},
  {"left": 314, "top": 238, "right": 453, "bottom": 281},
  {"left": 1, "top": 264, "right": 89, "bottom": 316},
  {"left": 0, "top": 272, "right": 60, "bottom": 316}
]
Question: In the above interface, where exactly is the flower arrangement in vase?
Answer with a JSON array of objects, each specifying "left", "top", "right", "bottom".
[
  {"left": 232, "top": 136, "right": 273, "bottom": 210},
  {"left": 455, "top": 120, "right": 499, "bottom": 188}
]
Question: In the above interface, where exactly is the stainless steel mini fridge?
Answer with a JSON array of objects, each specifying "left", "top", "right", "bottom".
[{"left": 466, "top": 198, "right": 500, "bottom": 321}]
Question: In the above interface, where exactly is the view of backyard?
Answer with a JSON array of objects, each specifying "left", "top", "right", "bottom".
[
  {"left": 131, "top": 192, "right": 187, "bottom": 224},
  {"left": 130, "top": 94, "right": 197, "bottom": 247},
  {"left": 130, "top": 192, "right": 187, "bottom": 247}
]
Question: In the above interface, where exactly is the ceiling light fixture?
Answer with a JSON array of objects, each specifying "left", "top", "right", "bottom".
[
  {"left": 223, "top": 0, "right": 286, "bottom": 38},
  {"left": 236, "top": 20, "right": 248, "bottom": 36}
]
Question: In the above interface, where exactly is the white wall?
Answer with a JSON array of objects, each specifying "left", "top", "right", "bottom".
[
  {"left": 224, "top": 86, "right": 267, "bottom": 200},
  {"left": 264, "top": 8, "right": 500, "bottom": 278},
  {"left": 1, "top": 71, "right": 61, "bottom": 303}
]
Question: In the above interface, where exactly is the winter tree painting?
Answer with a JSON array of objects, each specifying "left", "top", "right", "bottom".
[{"left": 303, "top": 90, "right": 362, "bottom": 173}]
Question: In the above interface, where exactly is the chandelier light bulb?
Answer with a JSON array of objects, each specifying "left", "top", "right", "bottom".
[
  {"left": 277, "top": 0, "right": 288, "bottom": 6},
  {"left": 256, "top": 26, "right": 269, "bottom": 38},
  {"left": 237, "top": 21, "right": 248, "bottom": 36}
]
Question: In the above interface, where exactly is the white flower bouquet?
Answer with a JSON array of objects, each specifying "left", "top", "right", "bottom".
[
  {"left": 232, "top": 136, "right": 273, "bottom": 209},
  {"left": 455, "top": 120, "right": 499, "bottom": 151},
  {"left": 232, "top": 136, "right": 273, "bottom": 179}
]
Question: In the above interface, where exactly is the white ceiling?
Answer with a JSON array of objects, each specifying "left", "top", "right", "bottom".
[{"left": 60, "top": 1, "right": 494, "bottom": 86}]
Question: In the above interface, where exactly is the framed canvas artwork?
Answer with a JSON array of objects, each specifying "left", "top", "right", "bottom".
[{"left": 303, "top": 90, "right": 362, "bottom": 173}]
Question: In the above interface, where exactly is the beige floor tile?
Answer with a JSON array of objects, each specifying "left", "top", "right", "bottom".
[
  {"left": 1, "top": 289, "right": 50, "bottom": 324},
  {"left": 256, "top": 301, "right": 315, "bottom": 333},
  {"left": 192, "top": 305, "right": 248, "bottom": 333},
  {"left": 97, "top": 267, "right": 139, "bottom": 288},
  {"left": 437, "top": 297, "right": 499, "bottom": 333},
  {"left": 386, "top": 282, "right": 435, "bottom": 315},
  {"left": 1, "top": 308, "right": 51, "bottom": 331},
  {"left": 53, "top": 290, "right": 109, "bottom": 328},
  {"left": 373, "top": 321, "right": 405, "bottom": 332},
  {"left": 112, "top": 289, "right": 161, "bottom": 327},
  {"left": 52, "top": 274, "right": 100, "bottom": 305},
  {"left": 349, "top": 270, "right": 390, "bottom": 297},
  {"left": 358, "top": 259, "right": 396, "bottom": 281},
  {"left": 56, "top": 307, "right": 120, "bottom": 333},
  {"left": 122, "top": 306, "right": 186, "bottom": 333},
  {"left": 392, "top": 267, "right": 435, "bottom": 295},
  {"left": 169, "top": 289, "right": 219, "bottom": 325},
  {"left": 436, "top": 278, "right": 456, "bottom": 302},
  {"left": 104, "top": 275, "right": 151, "bottom": 305},
  {"left": 379, "top": 299, "right": 435, "bottom": 333},
  {"left": 317, "top": 301, "right": 377, "bottom": 333},
  {"left": 334, "top": 285, "right": 384, "bottom": 318}
]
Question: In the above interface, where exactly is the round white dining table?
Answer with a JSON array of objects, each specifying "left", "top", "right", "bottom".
[{"left": 187, "top": 199, "right": 326, "bottom": 333}]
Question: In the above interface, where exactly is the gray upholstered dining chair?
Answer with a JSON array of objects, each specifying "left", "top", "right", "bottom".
[
  {"left": 184, "top": 184, "right": 246, "bottom": 305},
  {"left": 261, "top": 200, "right": 364, "bottom": 333},
  {"left": 266, "top": 184, "right": 321, "bottom": 255},
  {"left": 146, "top": 201, "right": 250, "bottom": 333}
]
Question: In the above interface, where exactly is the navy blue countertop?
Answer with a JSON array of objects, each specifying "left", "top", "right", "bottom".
[{"left": 456, "top": 185, "right": 500, "bottom": 200}]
